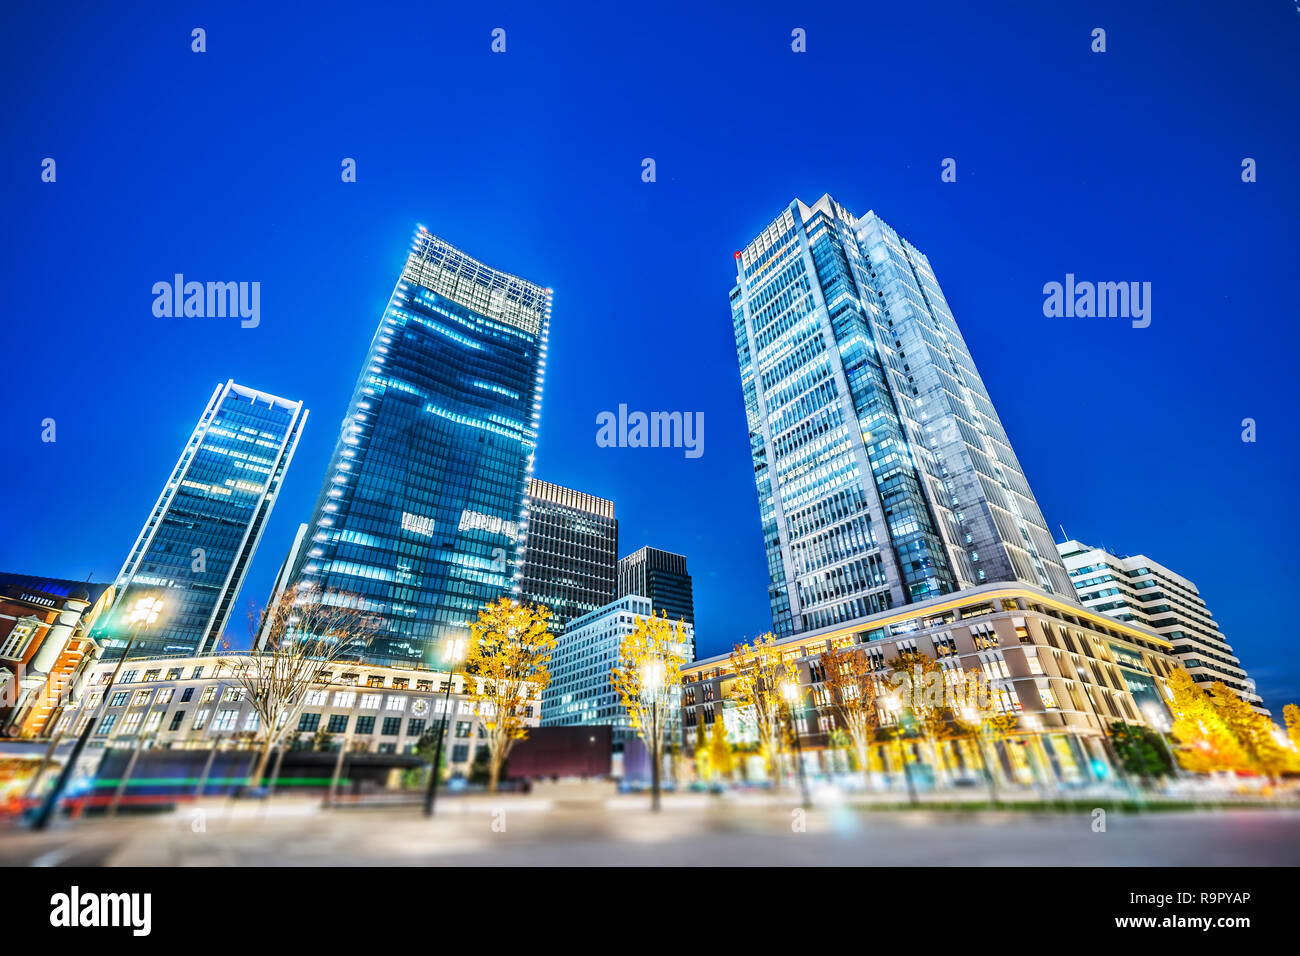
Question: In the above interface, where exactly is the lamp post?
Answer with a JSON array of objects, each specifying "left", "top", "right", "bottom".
[
  {"left": 782, "top": 681, "right": 811, "bottom": 809},
  {"left": 423, "top": 636, "right": 465, "bottom": 817},
  {"left": 32, "top": 595, "right": 164, "bottom": 830},
  {"left": 884, "top": 692, "right": 917, "bottom": 805},
  {"left": 961, "top": 705, "right": 1000, "bottom": 807}
]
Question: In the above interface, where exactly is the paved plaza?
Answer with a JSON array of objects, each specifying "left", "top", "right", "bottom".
[{"left": 4, "top": 794, "right": 1299, "bottom": 867}]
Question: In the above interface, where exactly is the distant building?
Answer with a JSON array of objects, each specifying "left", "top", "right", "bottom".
[
  {"left": 94, "top": 381, "right": 307, "bottom": 660},
  {"left": 1057, "top": 540, "right": 1266, "bottom": 712},
  {"left": 0, "top": 573, "right": 114, "bottom": 737},
  {"left": 542, "top": 593, "right": 693, "bottom": 743},
  {"left": 520, "top": 479, "right": 617, "bottom": 629},
  {"left": 617, "top": 547, "right": 695, "bottom": 628}
]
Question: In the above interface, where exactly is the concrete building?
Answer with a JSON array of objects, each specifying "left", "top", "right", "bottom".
[
  {"left": 681, "top": 583, "right": 1182, "bottom": 785},
  {"left": 616, "top": 546, "right": 695, "bottom": 626},
  {"left": 731, "top": 195, "right": 1072, "bottom": 640},
  {"left": 1057, "top": 540, "right": 1265, "bottom": 712},
  {"left": 520, "top": 479, "right": 618, "bottom": 629},
  {"left": 55, "top": 652, "right": 541, "bottom": 778},
  {"left": 0, "top": 574, "right": 114, "bottom": 738},
  {"left": 542, "top": 593, "right": 694, "bottom": 743}
]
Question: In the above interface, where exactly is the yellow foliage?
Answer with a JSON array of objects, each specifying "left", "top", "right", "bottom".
[{"left": 462, "top": 597, "right": 556, "bottom": 791}]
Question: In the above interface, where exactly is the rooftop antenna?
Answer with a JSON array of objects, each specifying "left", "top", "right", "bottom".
[{"left": 1058, "top": 524, "right": 1068, "bottom": 543}]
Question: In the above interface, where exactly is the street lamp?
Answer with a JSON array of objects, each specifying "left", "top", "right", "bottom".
[
  {"left": 32, "top": 595, "right": 164, "bottom": 830},
  {"left": 883, "top": 691, "right": 917, "bottom": 805},
  {"left": 423, "top": 635, "right": 466, "bottom": 817},
  {"left": 961, "top": 704, "right": 1000, "bottom": 807},
  {"left": 782, "top": 681, "right": 811, "bottom": 809}
]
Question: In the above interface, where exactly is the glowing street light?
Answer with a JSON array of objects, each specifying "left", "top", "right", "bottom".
[
  {"left": 33, "top": 594, "right": 166, "bottom": 830},
  {"left": 782, "top": 681, "right": 811, "bottom": 809},
  {"left": 423, "top": 635, "right": 468, "bottom": 817}
]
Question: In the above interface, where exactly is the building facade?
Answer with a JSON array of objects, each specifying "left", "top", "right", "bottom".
[
  {"left": 94, "top": 381, "right": 307, "bottom": 660},
  {"left": 520, "top": 478, "right": 617, "bottom": 629},
  {"left": 616, "top": 546, "right": 695, "bottom": 627},
  {"left": 731, "top": 195, "right": 1072, "bottom": 640},
  {"left": 286, "top": 228, "right": 551, "bottom": 667},
  {"left": 0, "top": 574, "right": 114, "bottom": 738},
  {"left": 1057, "top": 540, "right": 1264, "bottom": 712},
  {"left": 681, "top": 583, "right": 1181, "bottom": 784},
  {"left": 542, "top": 593, "right": 694, "bottom": 742},
  {"left": 58, "top": 653, "right": 539, "bottom": 776}
]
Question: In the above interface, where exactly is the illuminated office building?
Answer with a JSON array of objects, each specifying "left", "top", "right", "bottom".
[
  {"left": 95, "top": 381, "right": 307, "bottom": 659},
  {"left": 519, "top": 479, "right": 617, "bottom": 629},
  {"left": 731, "top": 194, "right": 1071, "bottom": 639},
  {"left": 288, "top": 228, "right": 551, "bottom": 667}
]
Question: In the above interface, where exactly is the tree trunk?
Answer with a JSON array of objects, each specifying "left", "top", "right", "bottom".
[
  {"left": 650, "top": 743, "right": 662, "bottom": 812},
  {"left": 267, "top": 744, "right": 287, "bottom": 795},
  {"left": 249, "top": 736, "right": 275, "bottom": 788}
]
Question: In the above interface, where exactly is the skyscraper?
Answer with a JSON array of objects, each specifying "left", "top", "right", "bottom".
[
  {"left": 519, "top": 478, "right": 617, "bottom": 629},
  {"left": 95, "top": 381, "right": 307, "bottom": 658},
  {"left": 1057, "top": 540, "right": 1266, "bottom": 712},
  {"left": 731, "top": 194, "right": 1071, "bottom": 639},
  {"left": 616, "top": 546, "right": 695, "bottom": 629},
  {"left": 288, "top": 228, "right": 551, "bottom": 667}
]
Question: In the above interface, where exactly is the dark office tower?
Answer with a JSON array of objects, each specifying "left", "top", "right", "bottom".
[
  {"left": 617, "top": 547, "right": 695, "bottom": 628},
  {"left": 519, "top": 479, "right": 617, "bottom": 629},
  {"left": 732, "top": 195, "right": 1072, "bottom": 639},
  {"left": 94, "top": 381, "right": 308, "bottom": 659},
  {"left": 288, "top": 228, "right": 551, "bottom": 667}
]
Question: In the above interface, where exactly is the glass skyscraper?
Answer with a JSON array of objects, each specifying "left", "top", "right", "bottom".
[
  {"left": 520, "top": 478, "right": 618, "bottom": 630},
  {"left": 96, "top": 381, "right": 307, "bottom": 659},
  {"left": 732, "top": 194, "right": 1071, "bottom": 639},
  {"left": 288, "top": 228, "right": 551, "bottom": 666}
]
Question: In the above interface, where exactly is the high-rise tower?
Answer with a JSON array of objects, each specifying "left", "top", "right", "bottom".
[
  {"left": 289, "top": 228, "right": 551, "bottom": 666},
  {"left": 732, "top": 195, "right": 1070, "bottom": 638},
  {"left": 95, "top": 381, "right": 307, "bottom": 658},
  {"left": 519, "top": 479, "right": 617, "bottom": 630},
  {"left": 616, "top": 546, "right": 695, "bottom": 629}
]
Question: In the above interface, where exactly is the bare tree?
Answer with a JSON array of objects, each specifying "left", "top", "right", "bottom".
[
  {"left": 220, "top": 583, "right": 379, "bottom": 788},
  {"left": 819, "top": 645, "right": 882, "bottom": 788}
]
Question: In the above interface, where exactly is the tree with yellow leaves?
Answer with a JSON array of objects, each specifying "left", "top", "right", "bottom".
[
  {"left": 708, "top": 714, "right": 735, "bottom": 781},
  {"left": 462, "top": 597, "right": 556, "bottom": 793},
  {"left": 1166, "top": 668, "right": 1252, "bottom": 774},
  {"left": 1285, "top": 704, "right": 1300, "bottom": 752},
  {"left": 819, "top": 645, "right": 882, "bottom": 790},
  {"left": 611, "top": 612, "right": 688, "bottom": 811},
  {"left": 729, "top": 633, "right": 796, "bottom": 789},
  {"left": 1207, "top": 681, "right": 1296, "bottom": 780}
]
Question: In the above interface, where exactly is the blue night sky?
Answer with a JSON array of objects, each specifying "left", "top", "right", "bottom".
[{"left": 2, "top": 2, "right": 1297, "bottom": 712}]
